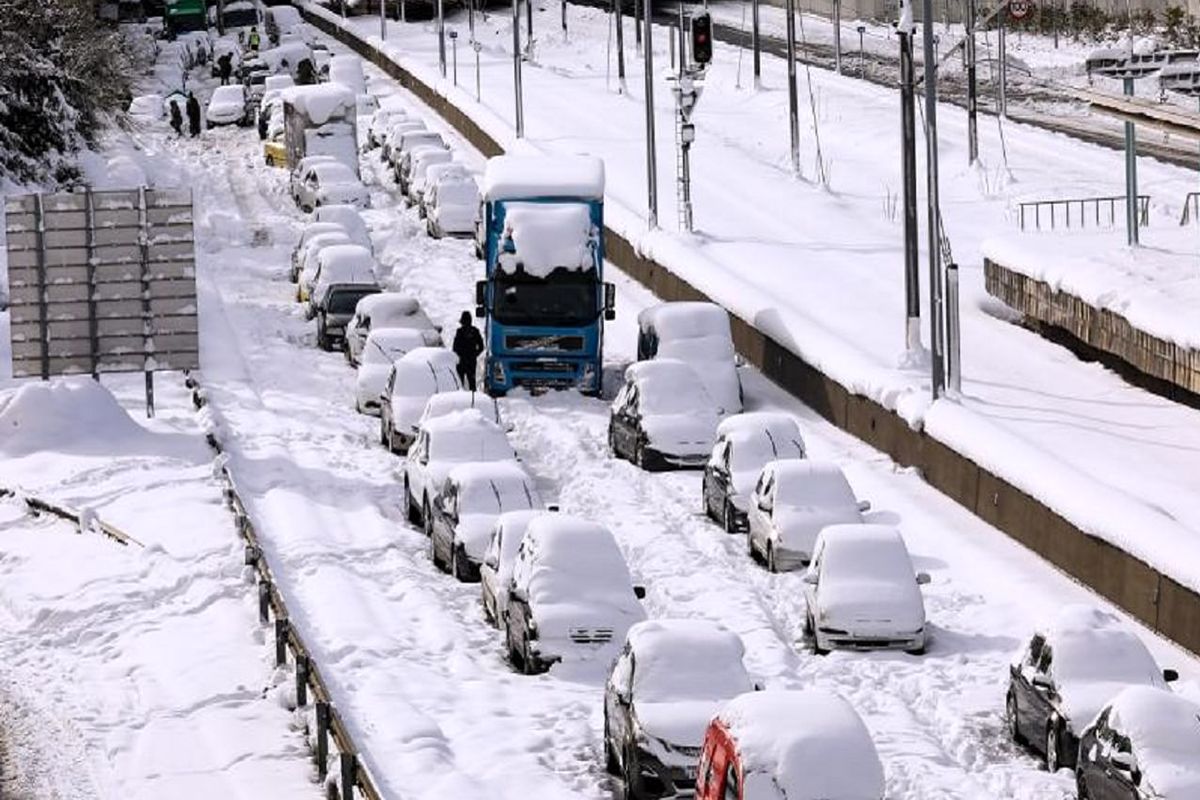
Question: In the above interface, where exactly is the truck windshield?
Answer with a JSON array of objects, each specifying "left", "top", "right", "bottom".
[{"left": 493, "top": 271, "right": 597, "bottom": 327}]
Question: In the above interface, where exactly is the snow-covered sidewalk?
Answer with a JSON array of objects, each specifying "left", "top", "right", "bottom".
[{"left": 306, "top": 1, "right": 1200, "bottom": 595}]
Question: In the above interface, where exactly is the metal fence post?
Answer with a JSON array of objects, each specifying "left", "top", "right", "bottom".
[
  {"left": 84, "top": 189, "right": 99, "bottom": 379},
  {"left": 275, "top": 617, "right": 289, "bottom": 667},
  {"left": 340, "top": 753, "right": 357, "bottom": 799},
  {"left": 512, "top": 0, "right": 524, "bottom": 136},
  {"left": 295, "top": 654, "right": 309, "bottom": 707},
  {"left": 34, "top": 194, "right": 49, "bottom": 381},
  {"left": 946, "top": 262, "right": 961, "bottom": 394},
  {"left": 137, "top": 187, "right": 155, "bottom": 418},
  {"left": 258, "top": 579, "right": 271, "bottom": 624},
  {"left": 316, "top": 702, "right": 331, "bottom": 780},
  {"left": 784, "top": 0, "right": 800, "bottom": 175}
]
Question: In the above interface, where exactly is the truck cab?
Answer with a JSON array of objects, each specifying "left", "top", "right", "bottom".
[{"left": 476, "top": 156, "right": 615, "bottom": 396}]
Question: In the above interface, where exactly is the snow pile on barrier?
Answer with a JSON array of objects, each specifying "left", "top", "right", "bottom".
[{"left": 0, "top": 378, "right": 151, "bottom": 457}]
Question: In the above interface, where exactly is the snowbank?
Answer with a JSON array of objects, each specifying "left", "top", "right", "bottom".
[
  {"left": 498, "top": 203, "right": 595, "bottom": 277},
  {"left": 0, "top": 378, "right": 164, "bottom": 457}
]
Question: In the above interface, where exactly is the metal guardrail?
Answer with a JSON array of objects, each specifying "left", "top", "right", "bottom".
[
  {"left": 1018, "top": 195, "right": 1149, "bottom": 231},
  {"left": 0, "top": 487, "right": 143, "bottom": 547},
  {"left": 1180, "top": 191, "right": 1200, "bottom": 225},
  {"left": 187, "top": 374, "right": 383, "bottom": 800}
]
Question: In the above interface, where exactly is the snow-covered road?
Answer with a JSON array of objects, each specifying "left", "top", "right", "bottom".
[{"left": 139, "top": 30, "right": 1200, "bottom": 800}]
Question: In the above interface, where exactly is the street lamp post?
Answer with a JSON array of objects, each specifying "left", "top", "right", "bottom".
[
  {"left": 643, "top": 0, "right": 657, "bottom": 227},
  {"left": 512, "top": 0, "right": 524, "bottom": 135},
  {"left": 450, "top": 29, "right": 458, "bottom": 85}
]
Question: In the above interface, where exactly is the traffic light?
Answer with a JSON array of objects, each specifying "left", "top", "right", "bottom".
[{"left": 691, "top": 12, "right": 713, "bottom": 66}]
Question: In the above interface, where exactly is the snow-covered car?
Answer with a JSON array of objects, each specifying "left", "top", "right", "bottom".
[
  {"left": 416, "top": 162, "right": 466, "bottom": 219},
  {"left": 392, "top": 130, "right": 446, "bottom": 187},
  {"left": 315, "top": 281, "right": 380, "bottom": 352},
  {"left": 417, "top": 390, "right": 503, "bottom": 430},
  {"left": 696, "top": 690, "right": 884, "bottom": 800},
  {"left": 504, "top": 514, "right": 646, "bottom": 675},
  {"left": 405, "top": 146, "right": 454, "bottom": 207},
  {"left": 291, "top": 224, "right": 349, "bottom": 286},
  {"left": 263, "top": 135, "right": 287, "bottom": 168},
  {"left": 257, "top": 95, "right": 283, "bottom": 141},
  {"left": 380, "top": 347, "right": 460, "bottom": 455},
  {"left": 264, "top": 5, "right": 303, "bottom": 44},
  {"left": 294, "top": 161, "right": 369, "bottom": 212},
  {"left": 344, "top": 293, "right": 439, "bottom": 366},
  {"left": 637, "top": 302, "right": 743, "bottom": 414},
  {"left": 424, "top": 168, "right": 480, "bottom": 238},
  {"left": 703, "top": 412, "right": 807, "bottom": 534},
  {"left": 429, "top": 462, "right": 542, "bottom": 582},
  {"left": 801, "top": 524, "right": 930, "bottom": 655},
  {"left": 480, "top": 510, "right": 545, "bottom": 627},
  {"left": 381, "top": 119, "right": 426, "bottom": 164},
  {"left": 402, "top": 410, "right": 516, "bottom": 527},
  {"left": 328, "top": 54, "right": 365, "bottom": 96},
  {"left": 289, "top": 155, "right": 339, "bottom": 201},
  {"left": 604, "top": 619, "right": 755, "bottom": 799},
  {"left": 1076, "top": 686, "right": 1200, "bottom": 799},
  {"left": 367, "top": 106, "right": 408, "bottom": 148},
  {"left": 312, "top": 204, "right": 371, "bottom": 253},
  {"left": 746, "top": 460, "right": 866, "bottom": 571},
  {"left": 128, "top": 93, "right": 164, "bottom": 122},
  {"left": 305, "top": 243, "right": 375, "bottom": 320},
  {"left": 608, "top": 359, "right": 722, "bottom": 471},
  {"left": 1006, "top": 604, "right": 1178, "bottom": 774},
  {"left": 354, "top": 328, "right": 432, "bottom": 414},
  {"left": 205, "top": 85, "right": 251, "bottom": 127}
]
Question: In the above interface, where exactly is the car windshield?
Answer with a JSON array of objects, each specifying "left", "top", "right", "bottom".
[
  {"left": 729, "top": 435, "right": 805, "bottom": 473},
  {"left": 639, "top": 376, "right": 712, "bottom": 416},
  {"left": 459, "top": 478, "right": 537, "bottom": 516},
  {"left": 328, "top": 288, "right": 377, "bottom": 315},
  {"left": 492, "top": 270, "right": 597, "bottom": 327},
  {"left": 212, "top": 86, "right": 244, "bottom": 102},
  {"left": 362, "top": 334, "right": 420, "bottom": 365},
  {"left": 314, "top": 164, "right": 355, "bottom": 184},
  {"left": 821, "top": 536, "right": 911, "bottom": 585},
  {"left": 438, "top": 181, "right": 477, "bottom": 206}
]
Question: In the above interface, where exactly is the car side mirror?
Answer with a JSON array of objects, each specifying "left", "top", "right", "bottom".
[
  {"left": 475, "top": 280, "right": 486, "bottom": 307},
  {"left": 1031, "top": 674, "right": 1054, "bottom": 692},
  {"left": 857, "top": 500, "right": 872, "bottom": 513},
  {"left": 305, "top": 305, "right": 316, "bottom": 321},
  {"left": 420, "top": 454, "right": 429, "bottom": 465},
  {"left": 1163, "top": 668, "right": 1180, "bottom": 682},
  {"left": 916, "top": 572, "right": 931, "bottom": 585},
  {"left": 633, "top": 585, "right": 646, "bottom": 600},
  {"left": 757, "top": 498, "right": 772, "bottom": 513},
  {"left": 1110, "top": 750, "right": 1138, "bottom": 780},
  {"left": 752, "top": 680, "right": 765, "bottom": 692},
  {"left": 801, "top": 571, "right": 818, "bottom": 585},
  {"left": 547, "top": 504, "right": 560, "bottom": 512}
]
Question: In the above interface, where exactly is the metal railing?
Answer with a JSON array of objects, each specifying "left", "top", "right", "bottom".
[
  {"left": 1180, "top": 191, "right": 1200, "bottom": 225},
  {"left": 0, "top": 486, "right": 142, "bottom": 547},
  {"left": 1018, "top": 195, "right": 1150, "bottom": 231}
]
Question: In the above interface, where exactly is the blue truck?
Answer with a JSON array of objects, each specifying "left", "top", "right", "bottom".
[{"left": 475, "top": 155, "right": 615, "bottom": 396}]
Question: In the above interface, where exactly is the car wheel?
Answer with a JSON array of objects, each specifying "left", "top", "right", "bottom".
[
  {"left": 608, "top": 427, "right": 620, "bottom": 459},
  {"left": 317, "top": 318, "right": 330, "bottom": 351},
  {"left": 452, "top": 544, "right": 472, "bottom": 582},
  {"left": 1045, "top": 723, "right": 1061, "bottom": 772},
  {"left": 380, "top": 418, "right": 388, "bottom": 447},
  {"left": 603, "top": 711, "right": 620, "bottom": 775},
  {"left": 723, "top": 500, "right": 738, "bottom": 534},
  {"left": 1006, "top": 691, "right": 1025, "bottom": 745},
  {"left": 747, "top": 528, "right": 758, "bottom": 561},
  {"left": 1075, "top": 768, "right": 1090, "bottom": 800},
  {"left": 619, "top": 744, "right": 637, "bottom": 800},
  {"left": 634, "top": 439, "right": 647, "bottom": 470},
  {"left": 422, "top": 498, "right": 433, "bottom": 537},
  {"left": 806, "top": 613, "right": 829, "bottom": 656},
  {"left": 431, "top": 534, "right": 447, "bottom": 572},
  {"left": 404, "top": 481, "right": 421, "bottom": 525}
]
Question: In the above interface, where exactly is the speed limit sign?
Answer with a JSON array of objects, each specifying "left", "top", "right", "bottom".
[{"left": 1009, "top": 0, "right": 1033, "bottom": 20}]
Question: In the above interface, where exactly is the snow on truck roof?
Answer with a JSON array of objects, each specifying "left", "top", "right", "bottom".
[
  {"left": 719, "top": 690, "right": 884, "bottom": 800},
  {"left": 499, "top": 203, "right": 595, "bottom": 277},
  {"left": 483, "top": 155, "right": 605, "bottom": 201},
  {"left": 280, "top": 83, "right": 355, "bottom": 124}
]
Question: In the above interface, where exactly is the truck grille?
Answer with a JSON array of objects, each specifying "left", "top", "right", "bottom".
[
  {"left": 505, "top": 334, "right": 584, "bottom": 352},
  {"left": 513, "top": 360, "right": 577, "bottom": 374},
  {"left": 568, "top": 627, "right": 614, "bottom": 644}
]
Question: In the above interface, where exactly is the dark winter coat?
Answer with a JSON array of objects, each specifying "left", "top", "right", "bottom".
[
  {"left": 296, "top": 58, "right": 316, "bottom": 85},
  {"left": 218, "top": 54, "right": 232, "bottom": 81},
  {"left": 452, "top": 323, "right": 484, "bottom": 365},
  {"left": 169, "top": 101, "right": 183, "bottom": 132},
  {"left": 186, "top": 95, "right": 201, "bottom": 133}
]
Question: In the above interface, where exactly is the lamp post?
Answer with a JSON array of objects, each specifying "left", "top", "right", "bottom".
[
  {"left": 512, "top": 0, "right": 524, "bottom": 136},
  {"left": 643, "top": 0, "right": 657, "bottom": 227},
  {"left": 450, "top": 29, "right": 458, "bottom": 85}
]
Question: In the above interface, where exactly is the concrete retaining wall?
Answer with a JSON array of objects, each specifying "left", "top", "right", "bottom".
[{"left": 302, "top": 6, "right": 1200, "bottom": 658}]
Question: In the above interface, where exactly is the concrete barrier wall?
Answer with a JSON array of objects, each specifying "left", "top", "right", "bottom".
[{"left": 302, "top": 7, "right": 1200, "bottom": 658}]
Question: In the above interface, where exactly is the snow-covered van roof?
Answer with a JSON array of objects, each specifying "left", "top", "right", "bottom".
[
  {"left": 483, "top": 155, "right": 605, "bottom": 201},
  {"left": 626, "top": 619, "right": 752, "bottom": 703},
  {"left": 280, "top": 83, "right": 356, "bottom": 125},
  {"left": 498, "top": 203, "right": 595, "bottom": 278},
  {"left": 718, "top": 690, "right": 884, "bottom": 800}
]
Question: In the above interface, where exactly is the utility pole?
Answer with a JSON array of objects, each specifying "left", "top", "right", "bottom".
[
  {"left": 643, "top": 0, "right": 657, "bottom": 228},
  {"left": 634, "top": 0, "right": 642, "bottom": 49},
  {"left": 784, "top": 0, "right": 800, "bottom": 175},
  {"left": 614, "top": 0, "right": 626, "bottom": 86},
  {"left": 998, "top": 9, "right": 1008, "bottom": 117},
  {"left": 752, "top": 0, "right": 761, "bottom": 88},
  {"left": 1124, "top": 77, "right": 1139, "bottom": 246},
  {"left": 526, "top": 0, "right": 533, "bottom": 55},
  {"left": 898, "top": 0, "right": 921, "bottom": 357},
  {"left": 512, "top": 0, "right": 524, "bottom": 136},
  {"left": 922, "top": 0, "right": 945, "bottom": 399},
  {"left": 834, "top": 0, "right": 843, "bottom": 74},
  {"left": 965, "top": 0, "right": 978, "bottom": 163},
  {"left": 438, "top": 0, "right": 446, "bottom": 75},
  {"left": 381, "top": 0, "right": 387, "bottom": 40}
]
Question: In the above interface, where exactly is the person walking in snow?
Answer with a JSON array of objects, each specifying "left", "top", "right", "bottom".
[
  {"left": 452, "top": 311, "right": 484, "bottom": 392},
  {"left": 218, "top": 53, "right": 232, "bottom": 86},
  {"left": 186, "top": 91, "right": 201, "bottom": 137},
  {"left": 248, "top": 26, "right": 261, "bottom": 52},
  {"left": 169, "top": 99, "right": 183, "bottom": 136}
]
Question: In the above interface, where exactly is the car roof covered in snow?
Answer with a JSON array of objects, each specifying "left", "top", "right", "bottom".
[
  {"left": 446, "top": 460, "right": 531, "bottom": 487},
  {"left": 638, "top": 301, "right": 731, "bottom": 339},
  {"left": 767, "top": 460, "right": 855, "bottom": 505},
  {"left": 625, "top": 358, "right": 703, "bottom": 387},
  {"left": 422, "top": 410, "right": 515, "bottom": 460},
  {"left": 316, "top": 243, "right": 372, "bottom": 273},
  {"left": 1101, "top": 686, "right": 1200, "bottom": 796},
  {"left": 313, "top": 204, "right": 368, "bottom": 241},
  {"left": 497, "top": 203, "right": 594, "bottom": 278},
  {"left": 356, "top": 292, "right": 420, "bottom": 319},
  {"left": 210, "top": 85, "right": 246, "bottom": 102},
  {"left": 264, "top": 74, "right": 295, "bottom": 91},
  {"left": 718, "top": 690, "right": 884, "bottom": 800},
  {"left": 483, "top": 155, "right": 605, "bottom": 201},
  {"left": 280, "top": 83, "right": 356, "bottom": 124},
  {"left": 422, "top": 390, "right": 501, "bottom": 423},
  {"left": 518, "top": 515, "right": 640, "bottom": 607},
  {"left": 717, "top": 412, "right": 803, "bottom": 443},
  {"left": 365, "top": 327, "right": 428, "bottom": 351},
  {"left": 626, "top": 619, "right": 753, "bottom": 703},
  {"left": 1033, "top": 605, "right": 1166, "bottom": 691},
  {"left": 426, "top": 162, "right": 470, "bottom": 184}
]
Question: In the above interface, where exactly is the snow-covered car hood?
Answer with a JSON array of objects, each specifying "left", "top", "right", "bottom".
[
  {"left": 642, "top": 413, "right": 717, "bottom": 457},
  {"left": 634, "top": 699, "right": 721, "bottom": 753},
  {"left": 774, "top": 506, "right": 862, "bottom": 553},
  {"left": 207, "top": 101, "right": 244, "bottom": 119},
  {"left": 318, "top": 183, "right": 368, "bottom": 206},
  {"left": 1144, "top": 764, "right": 1200, "bottom": 799},
  {"left": 432, "top": 202, "right": 476, "bottom": 232},
  {"left": 455, "top": 515, "right": 496, "bottom": 561},
  {"left": 534, "top": 600, "right": 645, "bottom": 645},
  {"left": 818, "top": 578, "right": 924, "bottom": 633}
]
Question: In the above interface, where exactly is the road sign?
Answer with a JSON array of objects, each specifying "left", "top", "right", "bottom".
[
  {"left": 1009, "top": 0, "right": 1033, "bottom": 21},
  {"left": 5, "top": 187, "right": 199, "bottom": 412}
]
